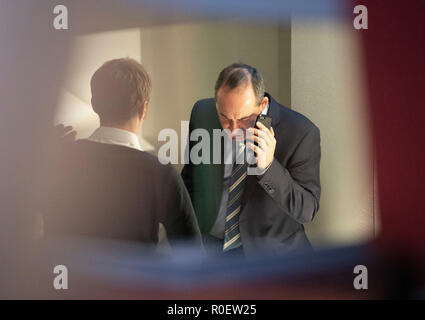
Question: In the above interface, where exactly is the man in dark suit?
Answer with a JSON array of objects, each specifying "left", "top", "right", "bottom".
[
  {"left": 43, "top": 58, "right": 202, "bottom": 247},
  {"left": 182, "top": 63, "right": 321, "bottom": 256}
]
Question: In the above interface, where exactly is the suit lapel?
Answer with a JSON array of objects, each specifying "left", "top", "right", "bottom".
[{"left": 202, "top": 101, "right": 224, "bottom": 230}]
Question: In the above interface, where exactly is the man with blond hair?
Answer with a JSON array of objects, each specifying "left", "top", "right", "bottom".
[{"left": 43, "top": 58, "right": 202, "bottom": 247}]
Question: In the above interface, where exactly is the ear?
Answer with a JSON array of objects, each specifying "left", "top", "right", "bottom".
[
  {"left": 138, "top": 101, "right": 148, "bottom": 121},
  {"left": 260, "top": 96, "right": 269, "bottom": 112}
]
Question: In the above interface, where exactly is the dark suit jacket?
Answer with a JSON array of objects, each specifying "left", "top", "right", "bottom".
[
  {"left": 42, "top": 140, "right": 202, "bottom": 246},
  {"left": 181, "top": 93, "right": 321, "bottom": 255}
]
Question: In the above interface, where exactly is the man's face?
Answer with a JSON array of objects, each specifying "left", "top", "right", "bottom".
[{"left": 216, "top": 84, "right": 264, "bottom": 141}]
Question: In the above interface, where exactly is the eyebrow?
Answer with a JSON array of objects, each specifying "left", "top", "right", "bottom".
[
  {"left": 219, "top": 112, "right": 229, "bottom": 119},
  {"left": 219, "top": 112, "right": 253, "bottom": 121},
  {"left": 239, "top": 115, "right": 251, "bottom": 121}
]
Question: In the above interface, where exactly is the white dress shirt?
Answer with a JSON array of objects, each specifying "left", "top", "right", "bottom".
[{"left": 88, "top": 126, "right": 142, "bottom": 151}]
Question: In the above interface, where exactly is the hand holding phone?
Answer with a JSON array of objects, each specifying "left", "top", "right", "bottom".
[
  {"left": 253, "top": 114, "right": 272, "bottom": 148},
  {"left": 246, "top": 114, "right": 276, "bottom": 171}
]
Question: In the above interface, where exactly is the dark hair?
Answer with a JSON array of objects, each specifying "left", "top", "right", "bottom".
[
  {"left": 90, "top": 58, "right": 152, "bottom": 123},
  {"left": 214, "top": 62, "right": 265, "bottom": 105}
]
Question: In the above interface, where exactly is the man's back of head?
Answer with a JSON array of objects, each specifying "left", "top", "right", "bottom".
[
  {"left": 90, "top": 58, "right": 151, "bottom": 133},
  {"left": 42, "top": 58, "right": 201, "bottom": 247}
]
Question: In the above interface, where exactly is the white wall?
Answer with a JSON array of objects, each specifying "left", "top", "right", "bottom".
[
  {"left": 140, "top": 21, "right": 285, "bottom": 169},
  {"left": 54, "top": 28, "right": 154, "bottom": 150},
  {"left": 291, "top": 19, "right": 376, "bottom": 248}
]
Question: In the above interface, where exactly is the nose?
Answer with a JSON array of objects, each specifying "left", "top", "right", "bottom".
[
  {"left": 228, "top": 121, "right": 246, "bottom": 141},
  {"left": 229, "top": 120, "right": 239, "bottom": 132}
]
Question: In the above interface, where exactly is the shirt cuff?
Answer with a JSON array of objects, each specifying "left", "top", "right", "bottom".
[{"left": 255, "top": 159, "right": 274, "bottom": 179}]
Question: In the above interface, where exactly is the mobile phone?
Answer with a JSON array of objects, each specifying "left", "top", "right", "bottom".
[
  {"left": 256, "top": 114, "right": 272, "bottom": 129},
  {"left": 251, "top": 114, "right": 273, "bottom": 152}
]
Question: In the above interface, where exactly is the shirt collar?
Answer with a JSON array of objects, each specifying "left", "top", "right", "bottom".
[{"left": 88, "top": 126, "right": 142, "bottom": 151}]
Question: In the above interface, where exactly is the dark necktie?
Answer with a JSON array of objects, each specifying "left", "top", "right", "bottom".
[{"left": 223, "top": 143, "right": 248, "bottom": 251}]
